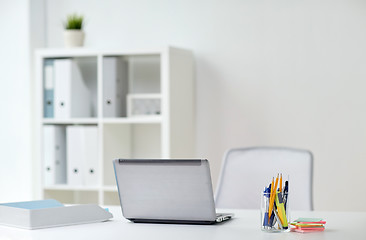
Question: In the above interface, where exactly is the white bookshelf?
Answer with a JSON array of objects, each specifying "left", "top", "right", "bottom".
[{"left": 35, "top": 47, "right": 195, "bottom": 205}]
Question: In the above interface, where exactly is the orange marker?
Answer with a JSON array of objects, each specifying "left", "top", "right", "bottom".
[{"left": 268, "top": 175, "right": 279, "bottom": 219}]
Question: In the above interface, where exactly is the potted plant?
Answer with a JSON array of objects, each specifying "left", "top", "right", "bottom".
[{"left": 63, "top": 14, "right": 85, "bottom": 48}]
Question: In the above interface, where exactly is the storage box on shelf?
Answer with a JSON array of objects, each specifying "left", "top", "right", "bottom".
[
  {"left": 127, "top": 93, "right": 161, "bottom": 117},
  {"left": 36, "top": 47, "right": 195, "bottom": 205}
]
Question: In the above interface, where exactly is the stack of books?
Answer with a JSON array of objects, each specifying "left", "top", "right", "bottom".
[{"left": 290, "top": 218, "right": 326, "bottom": 233}]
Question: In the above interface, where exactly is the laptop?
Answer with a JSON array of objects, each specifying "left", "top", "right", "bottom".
[{"left": 113, "top": 159, "right": 233, "bottom": 224}]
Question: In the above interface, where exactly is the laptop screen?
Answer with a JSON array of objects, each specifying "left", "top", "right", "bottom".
[{"left": 114, "top": 159, "right": 217, "bottom": 221}]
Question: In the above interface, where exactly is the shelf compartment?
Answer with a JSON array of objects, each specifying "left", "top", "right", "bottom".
[
  {"left": 102, "top": 123, "right": 161, "bottom": 185},
  {"left": 102, "top": 54, "right": 161, "bottom": 118},
  {"left": 104, "top": 191, "right": 120, "bottom": 205},
  {"left": 42, "top": 56, "right": 98, "bottom": 119},
  {"left": 43, "top": 189, "right": 99, "bottom": 204},
  {"left": 127, "top": 55, "right": 160, "bottom": 94}
]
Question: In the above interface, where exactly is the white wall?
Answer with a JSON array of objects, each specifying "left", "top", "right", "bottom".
[
  {"left": 44, "top": 0, "right": 366, "bottom": 211},
  {"left": 30, "top": 0, "right": 46, "bottom": 199},
  {"left": 0, "top": 0, "right": 32, "bottom": 202}
]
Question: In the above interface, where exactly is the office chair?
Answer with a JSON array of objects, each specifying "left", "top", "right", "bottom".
[{"left": 214, "top": 147, "right": 313, "bottom": 210}]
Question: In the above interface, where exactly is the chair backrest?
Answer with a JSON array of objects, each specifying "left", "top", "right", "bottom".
[{"left": 215, "top": 147, "right": 313, "bottom": 210}]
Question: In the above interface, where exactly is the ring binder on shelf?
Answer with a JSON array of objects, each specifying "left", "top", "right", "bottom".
[
  {"left": 44, "top": 59, "right": 54, "bottom": 118},
  {"left": 67, "top": 126, "right": 98, "bottom": 186},
  {"left": 103, "top": 57, "right": 128, "bottom": 117},
  {"left": 54, "top": 59, "right": 91, "bottom": 119},
  {"left": 43, "top": 125, "right": 67, "bottom": 186}
]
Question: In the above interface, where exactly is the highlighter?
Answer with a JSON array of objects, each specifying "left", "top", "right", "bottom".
[{"left": 275, "top": 191, "right": 288, "bottom": 229}]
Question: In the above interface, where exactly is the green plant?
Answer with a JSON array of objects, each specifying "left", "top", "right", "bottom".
[{"left": 64, "top": 14, "right": 84, "bottom": 30}]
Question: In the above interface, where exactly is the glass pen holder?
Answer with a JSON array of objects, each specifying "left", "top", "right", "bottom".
[{"left": 260, "top": 190, "right": 290, "bottom": 232}]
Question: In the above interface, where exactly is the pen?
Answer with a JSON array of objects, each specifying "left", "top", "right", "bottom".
[
  {"left": 283, "top": 181, "right": 288, "bottom": 211},
  {"left": 267, "top": 183, "right": 276, "bottom": 227},
  {"left": 262, "top": 187, "right": 270, "bottom": 228}
]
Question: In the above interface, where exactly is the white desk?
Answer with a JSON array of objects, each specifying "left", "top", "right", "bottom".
[{"left": 0, "top": 207, "right": 365, "bottom": 240}]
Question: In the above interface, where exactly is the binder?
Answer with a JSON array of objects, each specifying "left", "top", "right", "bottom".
[
  {"left": 83, "top": 126, "right": 99, "bottom": 186},
  {"left": 103, "top": 57, "right": 128, "bottom": 117},
  {"left": 54, "top": 59, "right": 91, "bottom": 119},
  {"left": 66, "top": 126, "right": 84, "bottom": 186},
  {"left": 67, "top": 126, "right": 98, "bottom": 186},
  {"left": 0, "top": 199, "right": 113, "bottom": 229},
  {"left": 43, "top": 59, "right": 54, "bottom": 118},
  {"left": 43, "top": 126, "right": 67, "bottom": 186}
]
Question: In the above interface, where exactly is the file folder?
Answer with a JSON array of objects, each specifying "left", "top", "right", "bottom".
[
  {"left": 103, "top": 57, "right": 128, "bottom": 117},
  {"left": 0, "top": 199, "right": 113, "bottom": 229},
  {"left": 67, "top": 126, "right": 84, "bottom": 186},
  {"left": 67, "top": 126, "right": 98, "bottom": 186},
  {"left": 43, "top": 125, "right": 67, "bottom": 186},
  {"left": 84, "top": 126, "right": 98, "bottom": 186},
  {"left": 54, "top": 59, "right": 91, "bottom": 119},
  {"left": 44, "top": 59, "right": 54, "bottom": 118}
]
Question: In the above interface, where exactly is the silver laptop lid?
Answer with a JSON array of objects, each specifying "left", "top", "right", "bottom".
[{"left": 113, "top": 159, "right": 217, "bottom": 222}]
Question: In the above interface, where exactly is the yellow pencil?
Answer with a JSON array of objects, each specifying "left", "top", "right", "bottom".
[
  {"left": 268, "top": 175, "right": 279, "bottom": 219},
  {"left": 268, "top": 178, "right": 274, "bottom": 221},
  {"left": 279, "top": 173, "right": 282, "bottom": 192}
]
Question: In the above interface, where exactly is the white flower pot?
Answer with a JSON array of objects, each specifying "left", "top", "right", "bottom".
[{"left": 64, "top": 30, "right": 85, "bottom": 48}]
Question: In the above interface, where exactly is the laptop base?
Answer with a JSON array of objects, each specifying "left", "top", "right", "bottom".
[{"left": 129, "top": 213, "right": 233, "bottom": 225}]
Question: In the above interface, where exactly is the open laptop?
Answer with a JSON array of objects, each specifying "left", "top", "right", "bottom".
[{"left": 113, "top": 159, "right": 233, "bottom": 224}]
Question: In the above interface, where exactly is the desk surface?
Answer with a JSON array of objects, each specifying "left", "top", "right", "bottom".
[{"left": 1, "top": 206, "right": 365, "bottom": 240}]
